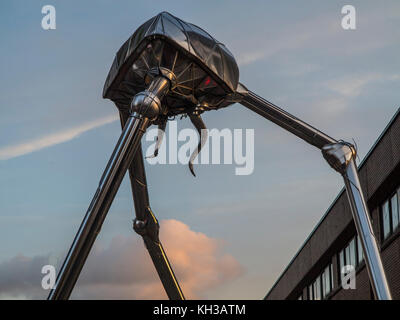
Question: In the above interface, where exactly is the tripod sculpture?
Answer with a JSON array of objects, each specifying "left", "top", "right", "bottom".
[{"left": 48, "top": 12, "right": 392, "bottom": 300}]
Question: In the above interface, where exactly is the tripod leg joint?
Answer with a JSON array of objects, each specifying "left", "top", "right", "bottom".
[
  {"left": 321, "top": 140, "right": 356, "bottom": 174},
  {"left": 133, "top": 207, "right": 160, "bottom": 243}
]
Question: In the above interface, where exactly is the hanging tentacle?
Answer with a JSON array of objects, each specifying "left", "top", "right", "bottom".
[
  {"left": 188, "top": 111, "right": 208, "bottom": 177},
  {"left": 146, "top": 119, "right": 167, "bottom": 158}
]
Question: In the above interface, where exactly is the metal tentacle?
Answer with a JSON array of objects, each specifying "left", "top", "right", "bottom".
[
  {"left": 146, "top": 118, "right": 167, "bottom": 158},
  {"left": 188, "top": 111, "right": 208, "bottom": 177}
]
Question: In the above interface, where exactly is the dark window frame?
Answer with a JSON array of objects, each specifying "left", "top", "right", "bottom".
[
  {"left": 380, "top": 188, "right": 400, "bottom": 242},
  {"left": 306, "top": 262, "right": 333, "bottom": 300},
  {"left": 308, "top": 284, "right": 313, "bottom": 300},
  {"left": 313, "top": 276, "right": 322, "bottom": 300},
  {"left": 337, "top": 235, "right": 364, "bottom": 286},
  {"left": 321, "top": 263, "right": 333, "bottom": 299}
]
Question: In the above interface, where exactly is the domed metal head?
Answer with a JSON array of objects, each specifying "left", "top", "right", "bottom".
[{"left": 103, "top": 12, "right": 239, "bottom": 117}]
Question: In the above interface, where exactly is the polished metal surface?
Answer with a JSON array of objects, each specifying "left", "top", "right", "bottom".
[
  {"left": 48, "top": 116, "right": 148, "bottom": 299},
  {"left": 237, "top": 87, "right": 337, "bottom": 149},
  {"left": 104, "top": 11, "right": 239, "bottom": 113},
  {"left": 322, "top": 142, "right": 392, "bottom": 299},
  {"left": 120, "top": 111, "right": 185, "bottom": 300},
  {"left": 343, "top": 160, "right": 392, "bottom": 300},
  {"left": 130, "top": 76, "right": 170, "bottom": 120},
  {"left": 49, "top": 76, "right": 171, "bottom": 300},
  {"left": 322, "top": 141, "right": 355, "bottom": 173}
]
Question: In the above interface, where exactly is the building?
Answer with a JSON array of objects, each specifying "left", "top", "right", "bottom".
[{"left": 265, "top": 108, "right": 400, "bottom": 300}]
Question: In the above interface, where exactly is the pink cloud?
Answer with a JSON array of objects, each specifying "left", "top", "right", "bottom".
[
  {"left": 0, "top": 220, "right": 243, "bottom": 299},
  {"left": 69, "top": 219, "right": 244, "bottom": 299}
]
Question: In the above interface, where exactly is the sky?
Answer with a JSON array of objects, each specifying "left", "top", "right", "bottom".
[{"left": 0, "top": 0, "right": 399, "bottom": 299}]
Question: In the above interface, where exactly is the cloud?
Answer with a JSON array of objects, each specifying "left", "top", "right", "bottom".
[
  {"left": 236, "top": 51, "right": 270, "bottom": 67},
  {"left": 234, "top": 5, "right": 400, "bottom": 67},
  {"left": 236, "top": 30, "right": 314, "bottom": 67},
  {"left": 234, "top": 13, "right": 335, "bottom": 67},
  {"left": 0, "top": 254, "right": 49, "bottom": 299},
  {"left": 324, "top": 73, "right": 384, "bottom": 98},
  {"left": 0, "top": 114, "right": 118, "bottom": 160},
  {"left": 302, "top": 73, "right": 400, "bottom": 121},
  {"left": 0, "top": 220, "right": 244, "bottom": 299}
]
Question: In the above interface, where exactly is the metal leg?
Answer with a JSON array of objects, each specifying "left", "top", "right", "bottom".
[
  {"left": 120, "top": 111, "right": 185, "bottom": 300},
  {"left": 236, "top": 84, "right": 392, "bottom": 300},
  {"left": 48, "top": 115, "right": 149, "bottom": 300},
  {"left": 234, "top": 84, "right": 337, "bottom": 149},
  {"left": 49, "top": 75, "right": 171, "bottom": 300},
  {"left": 343, "top": 160, "right": 392, "bottom": 299},
  {"left": 322, "top": 142, "right": 392, "bottom": 300}
]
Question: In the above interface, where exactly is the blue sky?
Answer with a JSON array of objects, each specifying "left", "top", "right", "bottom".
[{"left": 0, "top": 1, "right": 399, "bottom": 299}]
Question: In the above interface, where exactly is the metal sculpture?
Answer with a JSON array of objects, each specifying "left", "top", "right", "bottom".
[{"left": 48, "top": 12, "right": 391, "bottom": 300}]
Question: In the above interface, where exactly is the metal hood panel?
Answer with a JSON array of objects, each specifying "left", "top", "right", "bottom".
[{"left": 103, "top": 12, "right": 239, "bottom": 108}]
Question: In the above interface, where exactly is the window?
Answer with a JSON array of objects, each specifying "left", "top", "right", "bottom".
[
  {"left": 308, "top": 284, "right": 313, "bottom": 300},
  {"left": 391, "top": 193, "right": 399, "bottom": 230},
  {"left": 345, "top": 245, "right": 350, "bottom": 270},
  {"left": 349, "top": 238, "right": 356, "bottom": 267},
  {"left": 380, "top": 189, "right": 400, "bottom": 241},
  {"left": 321, "top": 264, "right": 333, "bottom": 298},
  {"left": 357, "top": 235, "right": 363, "bottom": 264},
  {"left": 339, "top": 250, "right": 345, "bottom": 282},
  {"left": 382, "top": 200, "right": 391, "bottom": 239},
  {"left": 306, "top": 263, "right": 333, "bottom": 300},
  {"left": 344, "top": 238, "right": 356, "bottom": 270},
  {"left": 313, "top": 277, "right": 321, "bottom": 300},
  {"left": 337, "top": 235, "right": 364, "bottom": 285}
]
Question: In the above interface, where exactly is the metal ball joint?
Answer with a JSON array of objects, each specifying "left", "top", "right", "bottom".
[
  {"left": 130, "top": 71, "right": 174, "bottom": 121},
  {"left": 130, "top": 91, "right": 162, "bottom": 120},
  {"left": 133, "top": 218, "right": 147, "bottom": 236}
]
